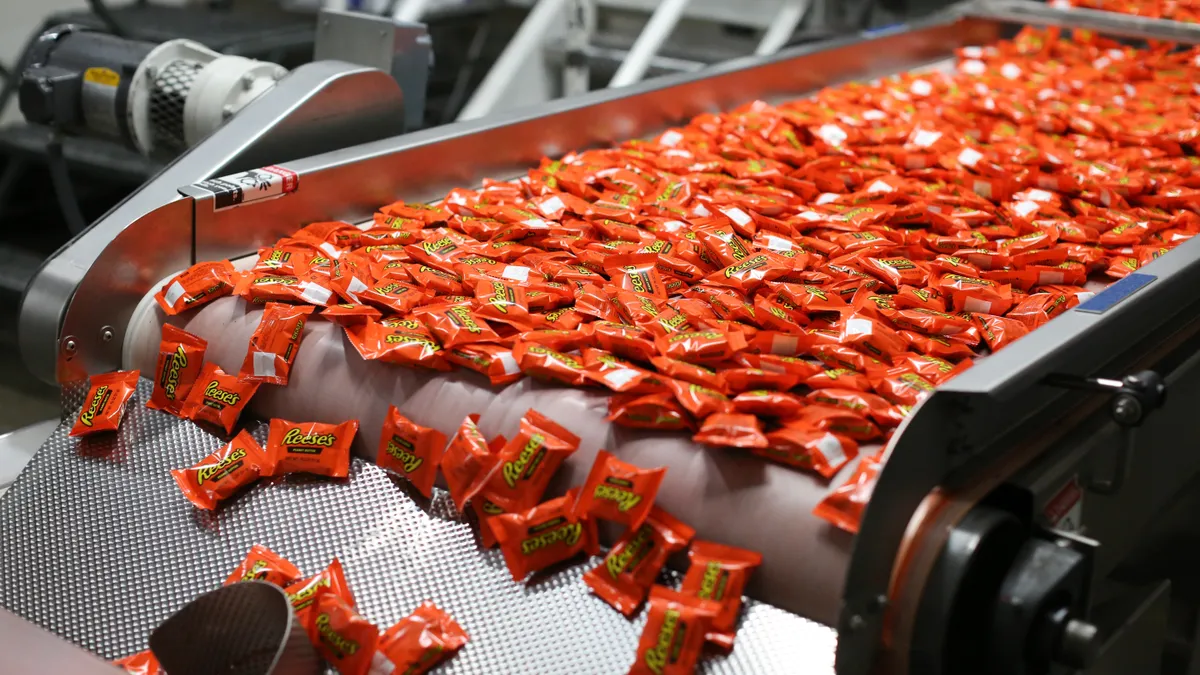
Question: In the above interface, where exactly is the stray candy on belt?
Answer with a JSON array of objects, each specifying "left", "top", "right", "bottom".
[
  {"left": 441, "top": 414, "right": 502, "bottom": 511},
  {"left": 629, "top": 586, "right": 720, "bottom": 675},
  {"left": 265, "top": 419, "right": 359, "bottom": 478},
  {"left": 680, "top": 540, "right": 763, "bottom": 651},
  {"left": 146, "top": 325, "right": 207, "bottom": 416},
  {"left": 171, "top": 430, "right": 270, "bottom": 510},
  {"left": 239, "top": 302, "right": 315, "bottom": 385},
  {"left": 112, "top": 649, "right": 164, "bottom": 675},
  {"left": 375, "top": 601, "right": 470, "bottom": 675},
  {"left": 488, "top": 487, "right": 598, "bottom": 582},
  {"left": 584, "top": 506, "right": 694, "bottom": 617},
  {"left": 573, "top": 450, "right": 666, "bottom": 531},
  {"left": 376, "top": 405, "right": 448, "bottom": 498},
  {"left": 181, "top": 363, "right": 259, "bottom": 435},
  {"left": 309, "top": 592, "right": 378, "bottom": 675},
  {"left": 71, "top": 370, "right": 141, "bottom": 437},
  {"left": 476, "top": 409, "right": 580, "bottom": 513},
  {"left": 285, "top": 558, "right": 355, "bottom": 630},
  {"left": 223, "top": 544, "right": 303, "bottom": 587}
]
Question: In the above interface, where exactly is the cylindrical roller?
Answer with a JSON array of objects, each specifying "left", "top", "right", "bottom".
[{"left": 125, "top": 292, "right": 857, "bottom": 626}]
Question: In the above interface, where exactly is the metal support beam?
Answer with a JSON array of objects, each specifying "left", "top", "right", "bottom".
[
  {"left": 458, "top": 0, "right": 575, "bottom": 121},
  {"left": 756, "top": 1, "right": 808, "bottom": 56},
  {"left": 608, "top": 0, "right": 691, "bottom": 88}
]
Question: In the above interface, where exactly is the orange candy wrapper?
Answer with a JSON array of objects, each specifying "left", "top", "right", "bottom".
[
  {"left": 760, "top": 422, "right": 858, "bottom": 477},
  {"left": 442, "top": 415, "right": 501, "bottom": 511},
  {"left": 239, "top": 302, "right": 314, "bottom": 385},
  {"left": 112, "top": 650, "right": 164, "bottom": 675},
  {"left": 265, "top": 419, "right": 358, "bottom": 478},
  {"left": 478, "top": 410, "right": 580, "bottom": 513},
  {"left": 629, "top": 586, "right": 720, "bottom": 675},
  {"left": 171, "top": 430, "right": 270, "bottom": 510},
  {"left": 607, "top": 392, "right": 695, "bottom": 431},
  {"left": 584, "top": 506, "right": 694, "bottom": 617},
  {"left": 693, "top": 413, "right": 769, "bottom": 449},
  {"left": 488, "top": 487, "right": 598, "bottom": 582},
  {"left": 376, "top": 405, "right": 448, "bottom": 498},
  {"left": 70, "top": 369, "right": 140, "bottom": 437},
  {"left": 223, "top": 544, "right": 303, "bottom": 587},
  {"left": 181, "top": 363, "right": 260, "bottom": 434},
  {"left": 376, "top": 601, "right": 470, "bottom": 675},
  {"left": 309, "top": 593, "right": 378, "bottom": 675},
  {"left": 285, "top": 558, "right": 356, "bottom": 630},
  {"left": 573, "top": 450, "right": 666, "bottom": 530},
  {"left": 813, "top": 452, "right": 885, "bottom": 534},
  {"left": 147, "top": 325, "right": 208, "bottom": 416},
  {"left": 680, "top": 540, "right": 763, "bottom": 650},
  {"left": 155, "top": 260, "right": 236, "bottom": 315},
  {"left": 445, "top": 343, "right": 524, "bottom": 387}
]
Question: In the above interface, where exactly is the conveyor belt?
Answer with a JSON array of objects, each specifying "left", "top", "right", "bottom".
[{"left": 0, "top": 379, "right": 837, "bottom": 673}]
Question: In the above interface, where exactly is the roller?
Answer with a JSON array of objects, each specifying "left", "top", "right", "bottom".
[{"left": 124, "top": 282, "right": 858, "bottom": 626}]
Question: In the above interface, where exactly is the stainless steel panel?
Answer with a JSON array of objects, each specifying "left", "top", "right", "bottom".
[
  {"left": 0, "top": 379, "right": 837, "bottom": 673},
  {"left": 22, "top": 61, "right": 406, "bottom": 384}
]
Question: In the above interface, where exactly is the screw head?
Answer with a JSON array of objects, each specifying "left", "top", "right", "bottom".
[
  {"left": 241, "top": 73, "right": 256, "bottom": 91},
  {"left": 847, "top": 615, "right": 866, "bottom": 632},
  {"left": 101, "top": 326, "right": 114, "bottom": 342},
  {"left": 1112, "top": 395, "right": 1142, "bottom": 425},
  {"left": 222, "top": 104, "right": 235, "bottom": 119},
  {"left": 64, "top": 338, "right": 76, "bottom": 353}
]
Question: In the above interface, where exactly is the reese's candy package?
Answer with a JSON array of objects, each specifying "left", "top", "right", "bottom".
[
  {"left": 445, "top": 343, "right": 523, "bottom": 387},
  {"left": 629, "top": 586, "right": 720, "bottom": 675},
  {"left": 321, "top": 303, "right": 382, "bottom": 327},
  {"left": 584, "top": 506, "right": 694, "bottom": 617},
  {"left": 489, "top": 487, "right": 598, "bottom": 582},
  {"left": 309, "top": 593, "right": 378, "bottom": 675},
  {"left": 344, "top": 318, "right": 451, "bottom": 371},
  {"left": 265, "top": 418, "right": 358, "bottom": 478},
  {"left": 760, "top": 422, "right": 857, "bottom": 478},
  {"left": 285, "top": 558, "right": 355, "bottom": 630},
  {"left": 478, "top": 410, "right": 580, "bottom": 513},
  {"left": 155, "top": 260, "right": 236, "bottom": 315},
  {"left": 416, "top": 304, "right": 501, "bottom": 347},
  {"left": 442, "top": 415, "right": 500, "bottom": 511},
  {"left": 693, "top": 413, "right": 770, "bottom": 449},
  {"left": 680, "top": 540, "right": 763, "bottom": 650},
  {"left": 511, "top": 340, "right": 589, "bottom": 386},
  {"left": 233, "top": 272, "right": 336, "bottom": 307},
  {"left": 147, "top": 325, "right": 207, "bottom": 416},
  {"left": 171, "top": 430, "right": 269, "bottom": 510},
  {"left": 112, "top": 650, "right": 164, "bottom": 675},
  {"left": 607, "top": 392, "right": 695, "bottom": 431},
  {"left": 605, "top": 252, "right": 668, "bottom": 298},
  {"left": 731, "top": 389, "right": 805, "bottom": 417},
  {"left": 376, "top": 405, "right": 448, "bottom": 499},
  {"left": 813, "top": 452, "right": 884, "bottom": 534},
  {"left": 70, "top": 369, "right": 140, "bottom": 437},
  {"left": 573, "top": 450, "right": 666, "bottom": 530},
  {"left": 181, "top": 363, "right": 259, "bottom": 434},
  {"left": 655, "top": 329, "right": 747, "bottom": 365},
  {"left": 376, "top": 602, "right": 469, "bottom": 675},
  {"left": 223, "top": 544, "right": 302, "bottom": 587},
  {"left": 239, "top": 302, "right": 314, "bottom": 386}
]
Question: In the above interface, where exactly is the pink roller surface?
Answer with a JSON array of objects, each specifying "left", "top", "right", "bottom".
[{"left": 129, "top": 297, "right": 857, "bottom": 626}]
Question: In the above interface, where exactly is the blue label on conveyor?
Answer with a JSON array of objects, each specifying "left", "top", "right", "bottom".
[{"left": 1076, "top": 273, "right": 1156, "bottom": 314}]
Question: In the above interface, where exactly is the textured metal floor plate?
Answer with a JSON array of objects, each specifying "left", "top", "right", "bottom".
[{"left": 0, "top": 379, "right": 836, "bottom": 674}]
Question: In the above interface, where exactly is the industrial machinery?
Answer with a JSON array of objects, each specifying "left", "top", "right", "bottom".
[{"left": 6, "top": 1, "right": 1200, "bottom": 674}]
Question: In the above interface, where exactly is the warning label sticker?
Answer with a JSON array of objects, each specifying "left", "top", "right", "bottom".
[
  {"left": 189, "top": 165, "right": 299, "bottom": 211},
  {"left": 1044, "top": 477, "right": 1084, "bottom": 533}
]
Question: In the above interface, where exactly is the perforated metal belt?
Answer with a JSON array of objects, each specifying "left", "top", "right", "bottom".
[{"left": 0, "top": 380, "right": 836, "bottom": 673}]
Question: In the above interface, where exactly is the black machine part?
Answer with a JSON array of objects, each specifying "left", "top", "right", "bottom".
[
  {"left": 911, "top": 504, "right": 1099, "bottom": 675},
  {"left": 19, "top": 24, "right": 154, "bottom": 150}
]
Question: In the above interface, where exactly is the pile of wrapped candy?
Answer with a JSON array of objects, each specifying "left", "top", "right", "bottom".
[
  {"left": 113, "top": 546, "right": 469, "bottom": 675},
  {"left": 1065, "top": 0, "right": 1200, "bottom": 22}
]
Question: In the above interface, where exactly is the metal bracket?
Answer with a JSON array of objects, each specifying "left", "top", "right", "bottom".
[{"left": 1042, "top": 371, "right": 1166, "bottom": 496}]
